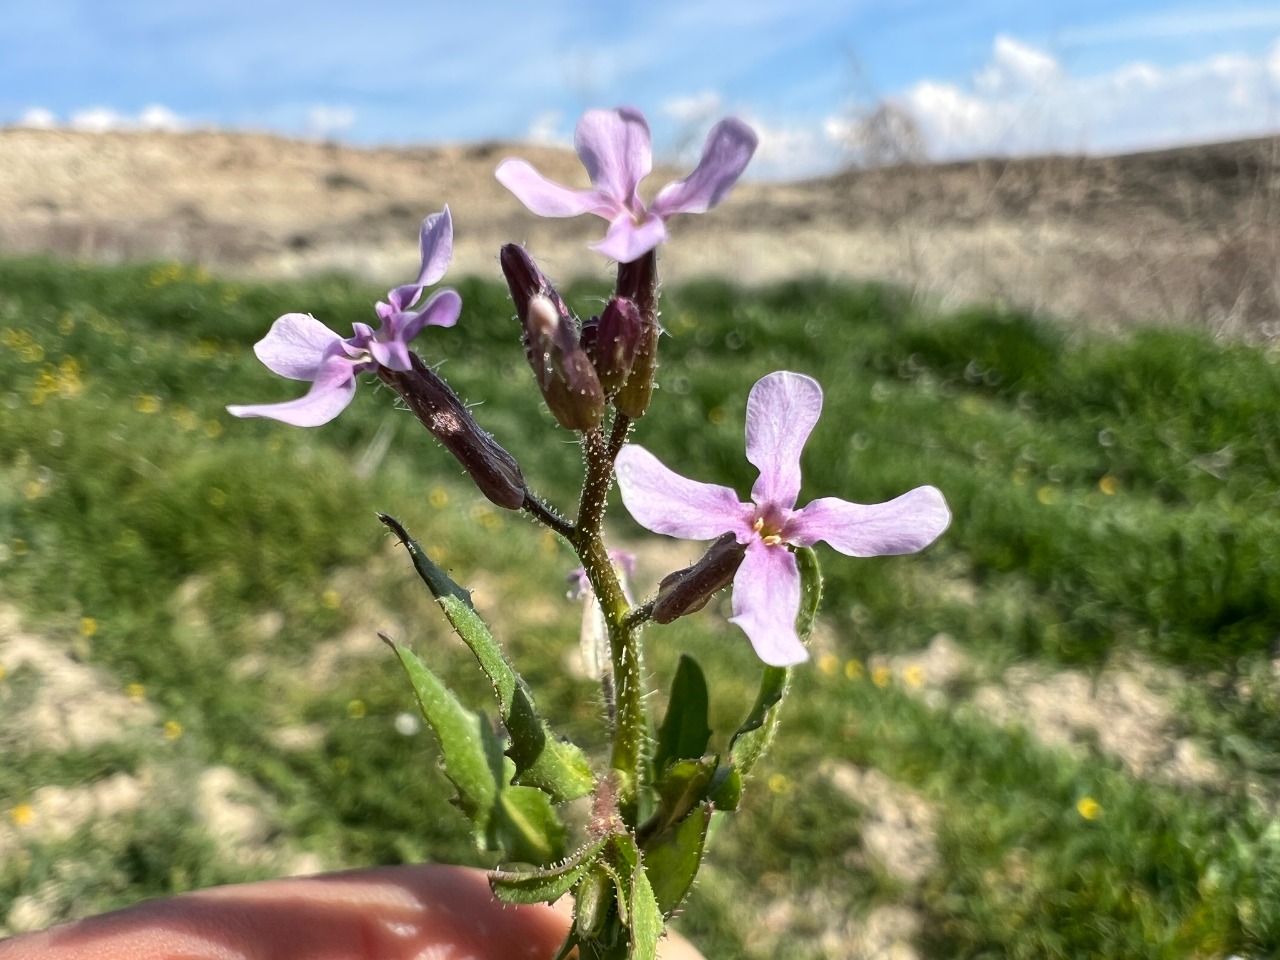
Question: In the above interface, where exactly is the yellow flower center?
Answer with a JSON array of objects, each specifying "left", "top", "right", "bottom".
[{"left": 752, "top": 516, "right": 784, "bottom": 547}]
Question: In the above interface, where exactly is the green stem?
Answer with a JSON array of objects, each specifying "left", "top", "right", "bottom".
[{"left": 573, "top": 426, "right": 645, "bottom": 825}]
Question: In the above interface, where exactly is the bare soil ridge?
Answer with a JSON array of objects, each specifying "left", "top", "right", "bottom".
[{"left": 1, "top": 128, "right": 1277, "bottom": 332}]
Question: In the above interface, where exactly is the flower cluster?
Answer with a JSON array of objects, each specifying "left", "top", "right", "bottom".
[{"left": 227, "top": 104, "right": 952, "bottom": 960}]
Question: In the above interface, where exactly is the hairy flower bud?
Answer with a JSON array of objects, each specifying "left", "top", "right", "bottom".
[
  {"left": 500, "top": 244, "right": 606, "bottom": 432},
  {"left": 651, "top": 533, "right": 746, "bottom": 624},
  {"left": 612, "top": 250, "right": 659, "bottom": 418},
  {"left": 593, "top": 297, "right": 644, "bottom": 396},
  {"left": 379, "top": 355, "right": 527, "bottom": 510}
]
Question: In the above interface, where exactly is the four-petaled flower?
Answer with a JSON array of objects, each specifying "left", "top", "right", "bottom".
[
  {"left": 227, "top": 208, "right": 459, "bottom": 427},
  {"left": 496, "top": 107, "right": 757, "bottom": 264},
  {"left": 616, "top": 371, "right": 951, "bottom": 666}
]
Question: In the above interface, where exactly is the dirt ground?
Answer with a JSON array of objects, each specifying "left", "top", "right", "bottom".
[{"left": 1, "top": 128, "right": 1278, "bottom": 334}]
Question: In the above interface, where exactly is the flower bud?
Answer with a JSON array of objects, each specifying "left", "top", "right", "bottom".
[
  {"left": 378, "top": 355, "right": 527, "bottom": 510},
  {"left": 592, "top": 297, "right": 644, "bottom": 395},
  {"left": 612, "top": 249, "right": 659, "bottom": 418},
  {"left": 500, "top": 244, "right": 605, "bottom": 432},
  {"left": 652, "top": 533, "right": 746, "bottom": 624}
]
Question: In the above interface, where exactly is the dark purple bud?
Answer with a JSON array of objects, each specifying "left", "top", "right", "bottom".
[
  {"left": 612, "top": 249, "right": 659, "bottom": 418},
  {"left": 500, "top": 244, "right": 605, "bottom": 433},
  {"left": 593, "top": 297, "right": 643, "bottom": 395},
  {"left": 379, "top": 355, "right": 527, "bottom": 510},
  {"left": 651, "top": 533, "right": 746, "bottom": 624}
]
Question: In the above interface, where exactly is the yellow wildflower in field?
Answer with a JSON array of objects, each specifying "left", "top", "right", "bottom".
[
  {"left": 135, "top": 394, "right": 162, "bottom": 414},
  {"left": 767, "top": 773, "right": 792, "bottom": 795},
  {"left": 0, "top": 663, "right": 7, "bottom": 682},
  {"left": 170, "top": 406, "right": 199, "bottom": 432},
  {"left": 844, "top": 659, "right": 865, "bottom": 681},
  {"left": 871, "top": 665, "right": 893, "bottom": 688},
  {"left": 346, "top": 699, "right": 367, "bottom": 720},
  {"left": 126, "top": 683, "right": 146, "bottom": 703},
  {"left": 818, "top": 652, "right": 840, "bottom": 676},
  {"left": 321, "top": 589, "right": 341, "bottom": 610},
  {"left": 1098, "top": 474, "right": 1120, "bottom": 495},
  {"left": 902, "top": 664, "right": 926, "bottom": 688},
  {"left": 79, "top": 617, "right": 98, "bottom": 638},
  {"left": 164, "top": 720, "right": 184, "bottom": 741},
  {"left": 1076, "top": 796, "right": 1101, "bottom": 820},
  {"left": 1036, "top": 485, "right": 1060, "bottom": 506},
  {"left": 9, "top": 804, "right": 35, "bottom": 827}
]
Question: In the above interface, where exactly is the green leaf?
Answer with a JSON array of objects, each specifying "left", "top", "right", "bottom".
[
  {"left": 644, "top": 758, "right": 716, "bottom": 841},
  {"left": 498, "top": 783, "right": 568, "bottom": 865},
  {"left": 381, "top": 514, "right": 594, "bottom": 803},
  {"left": 642, "top": 805, "right": 712, "bottom": 917},
  {"left": 383, "top": 635, "right": 499, "bottom": 849},
  {"left": 728, "top": 546, "right": 822, "bottom": 781},
  {"left": 653, "top": 654, "right": 712, "bottom": 778},
  {"left": 384, "top": 635, "right": 567, "bottom": 864},
  {"left": 490, "top": 837, "right": 607, "bottom": 905},
  {"left": 628, "top": 858, "right": 662, "bottom": 960}
]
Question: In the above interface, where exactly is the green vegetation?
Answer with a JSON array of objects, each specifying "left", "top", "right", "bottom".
[{"left": 2, "top": 256, "right": 1279, "bottom": 957}]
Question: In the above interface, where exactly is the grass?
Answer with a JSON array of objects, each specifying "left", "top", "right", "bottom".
[{"left": 1, "top": 256, "right": 1280, "bottom": 957}]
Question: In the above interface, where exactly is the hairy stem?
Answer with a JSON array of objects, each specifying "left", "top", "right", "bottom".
[
  {"left": 573, "top": 428, "right": 645, "bottom": 825},
  {"left": 522, "top": 492, "right": 575, "bottom": 540}
]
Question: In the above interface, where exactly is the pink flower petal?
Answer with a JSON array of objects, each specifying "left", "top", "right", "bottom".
[
  {"left": 369, "top": 338, "right": 411, "bottom": 372},
  {"left": 416, "top": 207, "right": 453, "bottom": 286},
  {"left": 399, "top": 288, "right": 461, "bottom": 342},
  {"left": 495, "top": 159, "right": 604, "bottom": 218},
  {"left": 786, "top": 486, "right": 951, "bottom": 557},
  {"left": 652, "top": 117, "right": 759, "bottom": 217},
  {"left": 616, "top": 445, "right": 752, "bottom": 541},
  {"left": 227, "top": 355, "right": 359, "bottom": 427},
  {"left": 574, "top": 107, "right": 652, "bottom": 209},
  {"left": 728, "top": 542, "right": 808, "bottom": 666},
  {"left": 591, "top": 213, "right": 669, "bottom": 264},
  {"left": 253, "top": 313, "right": 344, "bottom": 381},
  {"left": 745, "top": 371, "right": 823, "bottom": 511}
]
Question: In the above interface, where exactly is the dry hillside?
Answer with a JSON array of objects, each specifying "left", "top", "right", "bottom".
[{"left": 1, "top": 128, "right": 1278, "bottom": 333}]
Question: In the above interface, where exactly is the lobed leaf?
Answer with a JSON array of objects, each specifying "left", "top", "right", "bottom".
[{"left": 381, "top": 514, "right": 594, "bottom": 802}]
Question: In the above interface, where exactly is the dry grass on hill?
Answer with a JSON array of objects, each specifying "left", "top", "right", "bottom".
[{"left": 1, "top": 128, "right": 1278, "bottom": 334}]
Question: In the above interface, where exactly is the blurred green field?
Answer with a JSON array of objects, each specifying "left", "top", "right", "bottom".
[{"left": 2, "top": 256, "right": 1280, "bottom": 958}]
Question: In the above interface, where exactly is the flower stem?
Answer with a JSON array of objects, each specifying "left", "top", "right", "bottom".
[
  {"left": 522, "top": 492, "right": 574, "bottom": 540},
  {"left": 573, "top": 427, "right": 645, "bottom": 825}
]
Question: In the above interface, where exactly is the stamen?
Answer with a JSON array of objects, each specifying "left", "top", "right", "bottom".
[
  {"left": 762, "top": 534, "right": 783, "bottom": 547},
  {"left": 752, "top": 517, "right": 764, "bottom": 533}
]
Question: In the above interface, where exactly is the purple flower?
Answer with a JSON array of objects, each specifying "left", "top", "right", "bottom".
[
  {"left": 227, "top": 208, "right": 460, "bottom": 427},
  {"left": 496, "top": 107, "right": 757, "bottom": 264},
  {"left": 615, "top": 371, "right": 951, "bottom": 666}
]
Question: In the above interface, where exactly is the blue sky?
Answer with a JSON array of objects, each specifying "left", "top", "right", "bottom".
[{"left": 3, "top": 0, "right": 1279, "bottom": 178}]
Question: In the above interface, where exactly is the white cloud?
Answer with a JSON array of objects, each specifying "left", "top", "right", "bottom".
[
  {"left": 69, "top": 107, "right": 128, "bottom": 132},
  {"left": 661, "top": 91, "right": 723, "bottom": 124},
  {"left": 974, "top": 35, "right": 1061, "bottom": 96},
  {"left": 901, "top": 34, "right": 1280, "bottom": 159},
  {"left": 138, "top": 104, "right": 185, "bottom": 131},
  {"left": 526, "top": 110, "right": 568, "bottom": 146},
  {"left": 25, "top": 104, "right": 190, "bottom": 133},
  {"left": 18, "top": 106, "right": 56, "bottom": 128},
  {"left": 735, "top": 114, "right": 846, "bottom": 181},
  {"left": 306, "top": 104, "right": 355, "bottom": 138}
]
